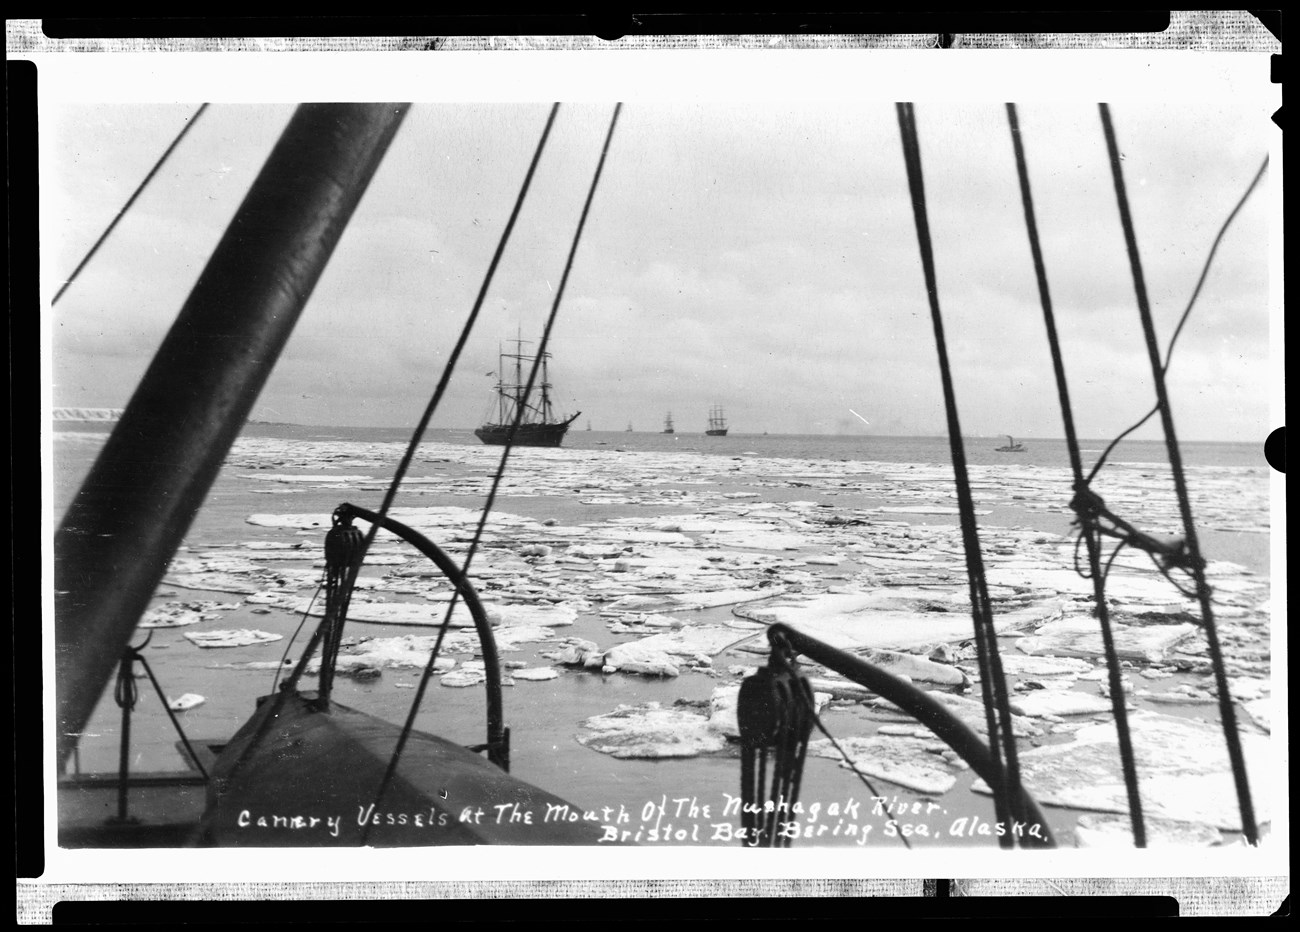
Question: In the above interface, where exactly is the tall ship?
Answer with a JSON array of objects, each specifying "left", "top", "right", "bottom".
[
  {"left": 475, "top": 337, "right": 579, "bottom": 447},
  {"left": 663, "top": 412, "right": 675, "bottom": 434},
  {"left": 705, "top": 404, "right": 729, "bottom": 436}
]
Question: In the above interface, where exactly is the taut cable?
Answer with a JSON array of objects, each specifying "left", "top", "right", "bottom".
[
  {"left": 1006, "top": 102, "right": 1146, "bottom": 845},
  {"left": 1098, "top": 103, "right": 1257, "bottom": 844},
  {"left": 360, "top": 103, "right": 623, "bottom": 842},
  {"left": 895, "top": 102, "right": 1027, "bottom": 846},
  {"left": 54, "top": 103, "right": 210, "bottom": 306}
]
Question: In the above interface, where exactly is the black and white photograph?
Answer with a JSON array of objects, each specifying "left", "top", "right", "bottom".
[{"left": 27, "top": 36, "right": 1284, "bottom": 904}]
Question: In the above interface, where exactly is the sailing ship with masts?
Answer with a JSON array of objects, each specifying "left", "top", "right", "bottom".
[
  {"left": 475, "top": 336, "right": 579, "bottom": 447},
  {"left": 662, "top": 412, "right": 674, "bottom": 434},
  {"left": 705, "top": 404, "right": 728, "bottom": 436}
]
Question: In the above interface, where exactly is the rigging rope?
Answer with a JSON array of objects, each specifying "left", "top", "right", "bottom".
[
  {"left": 359, "top": 102, "right": 624, "bottom": 843},
  {"left": 269, "top": 581, "right": 322, "bottom": 696},
  {"left": 1085, "top": 155, "right": 1269, "bottom": 484},
  {"left": 53, "top": 103, "right": 209, "bottom": 307},
  {"left": 134, "top": 647, "right": 211, "bottom": 782},
  {"left": 279, "top": 103, "right": 562, "bottom": 699},
  {"left": 114, "top": 632, "right": 211, "bottom": 783},
  {"left": 895, "top": 102, "right": 1027, "bottom": 847},
  {"left": 802, "top": 700, "right": 912, "bottom": 850},
  {"left": 218, "top": 103, "right": 561, "bottom": 793},
  {"left": 1006, "top": 102, "right": 1148, "bottom": 845},
  {"left": 1097, "top": 103, "right": 1258, "bottom": 845}
]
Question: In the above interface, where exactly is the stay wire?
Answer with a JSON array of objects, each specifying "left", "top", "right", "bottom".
[
  {"left": 134, "top": 650, "right": 211, "bottom": 782},
  {"left": 1006, "top": 102, "right": 1146, "bottom": 845},
  {"left": 282, "top": 103, "right": 563, "bottom": 697},
  {"left": 1099, "top": 103, "right": 1257, "bottom": 845},
  {"left": 362, "top": 103, "right": 623, "bottom": 841},
  {"left": 225, "top": 103, "right": 559, "bottom": 796},
  {"left": 897, "top": 102, "right": 1012, "bottom": 836},
  {"left": 797, "top": 692, "right": 913, "bottom": 850},
  {"left": 1085, "top": 154, "right": 1269, "bottom": 485},
  {"left": 271, "top": 580, "right": 323, "bottom": 695},
  {"left": 114, "top": 631, "right": 211, "bottom": 782},
  {"left": 895, "top": 102, "right": 1025, "bottom": 846},
  {"left": 53, "top": 103, "right": 210, "bottom": 306}
]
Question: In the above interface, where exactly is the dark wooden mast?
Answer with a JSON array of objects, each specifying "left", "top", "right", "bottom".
[{"left": 54, "top": 104, "right": 409, "bottom": 767}]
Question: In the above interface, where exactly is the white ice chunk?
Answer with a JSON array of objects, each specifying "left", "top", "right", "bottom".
[{"left": 183, "top": 629, "right": 283, "bottom": 648}]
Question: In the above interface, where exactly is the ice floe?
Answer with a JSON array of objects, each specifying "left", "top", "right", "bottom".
[
  {"left": 336, "top": 636, "right": 459, "bottom": 671},
  {"left": 487, "top": 603, "right": 577, "bottom": 628},
  {"left": 602, "top": 586, "right": 788, "bottom": 613},
  {"left": 511, "top": 667, "right": 560, "bottom": 682},
  {"left": 972, "top": 711, "right": 1273, "bottom": 831},
  {"left": 577, "top": 703, "right": 729, "bottom": 759},
  {"left": 735, "top": 592, "right": 1061, "bottom": 653},
  {"left": 139, "top": 601, "right": 232, "bottom": 628},
  {"left": 285, "top": 597, "right": 478, "bottom": 627},
  {"left": 1008, "top": 691, "right": 1125, "bottom": 718},
  {"left": 183, "top": 629, "right": 283, "bottom": 648},
  {"left": 1015, "top": 617, "right": 1197, "bottom": 664},
  {"left": 808, "top": 735, "right": 962, "bottom": 795}
]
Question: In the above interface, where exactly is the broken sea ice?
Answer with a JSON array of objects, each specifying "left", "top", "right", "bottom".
[
  {"left": 807, "top": 734, "right": 961, "bottom": 796},
  {"left": 183, "top": 629, "right": 283, "bottom": 648},
  {"left": 971, "top": 711, "right": 1273, "bottom": 831},
  {"left": 577, "top": 702, "right": 729, "bottom": 759}
]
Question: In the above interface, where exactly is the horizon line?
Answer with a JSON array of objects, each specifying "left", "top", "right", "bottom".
[{"left": 230, "top": 420, "right": 1253, "bottom": 445}]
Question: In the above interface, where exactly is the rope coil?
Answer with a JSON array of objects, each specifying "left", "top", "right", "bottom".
[
  {"left": 114, "top": 653, "right": 140, "bottom": 711},
  {"left": 737, "top": 640, "right": 815, "bottom": 848}
]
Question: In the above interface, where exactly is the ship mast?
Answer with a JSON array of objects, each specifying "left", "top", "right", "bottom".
[
  {"left": 495, "top": 342, "right": 507, "bottom": 425},
  {"left": 541, "top": 352, "right": 553, "bottom": 422},
  {"left": 486, "top": 327, "right": 568, "bottom": 429},
  {"left": 513, "top": 328, "right": 524, "bottom": 424},
  {"left": 54, "top": 104, "right": 408, "bottom": 764}
]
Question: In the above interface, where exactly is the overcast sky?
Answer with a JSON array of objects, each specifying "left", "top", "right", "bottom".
[{"left": 45, "top": 92, "right": 1275, "bottom": 441}]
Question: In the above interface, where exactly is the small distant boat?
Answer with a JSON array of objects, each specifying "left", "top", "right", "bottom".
[
  {"left": 475, "top": 336, "right": 579, "bottom": 448},
  {"left": 995, "top": 435, "right": 1025, "bottom": 452},
  {"left": 705, "top": 404, "right": 728, "bottom": 436},
  {"left": 626, "top": 422, "right": 633, "bottom": 432},
  {"left": 586, "top": 420, "right": 592, "bottom": 431},
  {"left": 662, "top": 412, "right": 675, "bottom": 434}
]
